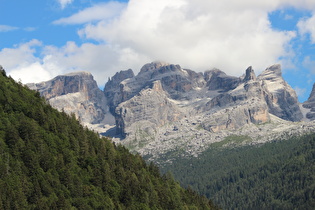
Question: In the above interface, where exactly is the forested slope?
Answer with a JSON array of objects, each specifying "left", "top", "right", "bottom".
[
  {"left": 160, "top": 134, "right": 315, "bottom": 209},
  {"left": 0, "top": 68, "right": 218, "bottom": 209}
]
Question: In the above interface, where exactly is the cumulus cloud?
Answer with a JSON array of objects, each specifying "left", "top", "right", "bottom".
[
  {"left": 3, "top": 0, "right": 315, "bottom": 86},
  {"left": 0, "top": 39, "right": 148, "bottom": 85},
  {"left": 58, "top": 0, "right": 74, "bottom": 10},
  {"left": 0, "top": 25, "right": 18, "bottom": 32},
  {"left": 77, "top": 0, "right": 300, "bottom": 76},
  {"left": 0, "top": 40, "right": 55, "bottom": 83},
  {"left": 298, "top": 14, "right": 315, "bottom": 43},
  {"left": 53, "top": 1, "right": 127, "bottom": 25}
]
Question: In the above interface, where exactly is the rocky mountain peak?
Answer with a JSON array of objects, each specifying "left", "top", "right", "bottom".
[
  {"left": 257, "top": 64, "right": 303, "bottom": 122},
  {"left": 243, "top": 66, "right": 256, "bottom": 82},
  {"left": 259, "top": 64, "right": 282, "bottom": 80},
  {"left": 302, "top": 83, "right": 315, "bottom": 120},
  {"left": 139, "top": 61, "right": 170, "bottom": 74},
  {"left": 27, "top": 71, "right": 113, "bottom": 127},
  {"left": 306, "top": 83, "right": 315, "bottom": 103},
  {"left": 28, "top": 71, "right": 96, "bottom": 100},
  {"left": 205, "top": 69, "right": 240, "bottom": 91}
]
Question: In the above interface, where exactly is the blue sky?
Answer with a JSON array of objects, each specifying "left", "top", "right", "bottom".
[{"left": 0, "top": 0, "right": 315, "bottom": 102}]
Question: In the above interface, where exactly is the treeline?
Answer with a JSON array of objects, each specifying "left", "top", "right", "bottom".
[
  {"left": 0, "top": 68, "right": 218, "bottom": 209},
  {"left": 160, "top": 134, "right": 315, "bottom": 209}
]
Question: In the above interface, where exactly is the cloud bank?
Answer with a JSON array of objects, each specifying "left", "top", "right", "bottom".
[{"left": 1, "top": 0, "right": 315, "bottom": 87}]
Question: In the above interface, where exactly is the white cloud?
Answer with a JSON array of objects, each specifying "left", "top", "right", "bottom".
[
  {"left": 3, "top": 0, "right": 315, "bottom": 86},
  {"left": 0, "top": 39, "right": 148, "bottom": 85},
  {"left": 0, "top": 40, "right": 56, "bottom": 83},
  {"left": 298, "top": 14, "right": 315, "bottom": 44},
  {"left": 9, "top": 62, "right": 53, "bottom": 84},
  {"left": 78, "top": 0, "right": 300, "bottom": 76},
  {"left": 58, "top": 0, "right": 74, "bottom": 10},
  {"left": 0, "top": 39, "right": 41, "bottom": 69},
  {"left": 0, "top": 25, "right": 18, "bottom": 32},
  {"left": 53, "top": 1, "right": 126, "bottom": 25}
]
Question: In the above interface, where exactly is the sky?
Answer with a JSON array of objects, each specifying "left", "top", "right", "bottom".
[{"left": 0, "top": 0, "right": 315, "bottom": 102}]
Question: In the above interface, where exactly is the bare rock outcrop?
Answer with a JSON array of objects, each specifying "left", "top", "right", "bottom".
[
  {"left": 27, "top": 72, "right": 112, "bottom": 126},
  {"left": 115, "top": 80, "right": 183, "bottom": 138},
  {"left": 258, "top": 64, "right": 303, "bottom": 122},
  {"left": 302, "top": 83, "right": 315, "bottom": 120},
  {"left": 201, "top": 67, "right": 270, "bottom": 132},
  {"left": 104, "top": 69, "right": 135, "bottom": 113}
]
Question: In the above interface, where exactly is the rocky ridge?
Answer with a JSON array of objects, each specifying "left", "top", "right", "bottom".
[
  {"left": 27, "top": 72, "right": 115, "bottom": 131},
  {"left": 26, "top": 62, "right": 315, "bottom": 161}
]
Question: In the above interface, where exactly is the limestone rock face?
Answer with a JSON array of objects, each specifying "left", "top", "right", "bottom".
[
  {"left": 258, "top": 64, "right": 303, "bottom": 122},
  {"left": 103, "top": 62, "right": 303, "bottom": 139},
  {"left": 302, "top": 83, "right": 315, "bottom": 120},
  {"left": 27, "top": 72, "right": 113, "bottom": 126},
  {"left": 23, "top": 61, "right": 313, "bottom": 161},
  {"left": 115, "top": 80, "right": 183, "bottom": 138},
  {"left": 201, "top": 68, "right": 270, "bottom": 132}
]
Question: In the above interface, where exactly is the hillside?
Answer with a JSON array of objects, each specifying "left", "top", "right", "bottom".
[
  {"left": 159, "top": 134, "right": 315, "bottom": 209},
  {"left": 0, "top": 67, "right": 218, "bottom": 209}
]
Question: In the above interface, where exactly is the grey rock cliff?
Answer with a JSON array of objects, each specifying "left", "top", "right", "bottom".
[
  {"left": 27, "top": 72, "right": 113, "bottom": 126},
  {"left": 104, "top": 69, "right": 135, "bottom": 113},
  {"left": 302, "top": 83, "right": 315, "bottom": 120},
  {"left": 258, "top": 64, "right": 303, "bottom": 122},
  {"left": 115, "top": 80, "right": 183, "bottom": 138},
  {"left": 25, "top": 61, "right": 311, "bottom": 162}
]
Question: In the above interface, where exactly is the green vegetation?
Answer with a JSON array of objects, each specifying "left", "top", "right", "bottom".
[
  {"left": 160, "top": 134, "right": 315, "bottom": 209},
  {"left": 0, "top": 69, "right": 218, "bottom": 209},
  {"left": 210, "top": 135, "right": 251, "bottom": 148}
]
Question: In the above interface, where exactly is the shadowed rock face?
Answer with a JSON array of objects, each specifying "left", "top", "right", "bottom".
[
  {"left": 205, "top": 69, "right": 240, "bottom": 92},
  {"left": 104, "top": 69, "right": 135, "bottom": 113},
  {"left": 27, "top": 72, "right": 111, "bottom": 125},
  {"left": 303, "top": 83, "right": 315, "bottom": 120}
]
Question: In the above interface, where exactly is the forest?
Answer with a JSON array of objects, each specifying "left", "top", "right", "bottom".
[
  {"left": 159, "top": 133, "right": 315, "bottom": 209},
  {"left": 0, "top": 68, "right": 218, "bottom": 209}
]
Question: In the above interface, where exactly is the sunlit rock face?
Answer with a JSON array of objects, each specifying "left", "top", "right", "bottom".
[
  {"left": 27, "top": 72, "right": 113, "bottom": 126},
  {"left": 27, "top": 62, "right": 313, "bottom": 160},
  {"left": 258, "top": 64, "right": 303, "bottom": 122}
]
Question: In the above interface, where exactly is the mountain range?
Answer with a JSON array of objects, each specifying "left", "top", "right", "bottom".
[
  {"left": 0, "top": 65, "right": 217, "bottom": 209},
  {"left": 23, "top": 62, "right": 315, "bottom": 208},
  {"left": 27, "top": 61, "right": 315, "bottom": 161}
]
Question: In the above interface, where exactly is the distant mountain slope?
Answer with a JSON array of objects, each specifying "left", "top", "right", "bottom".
[
  {"left": 27, "top": 61, "right": 315, "bottom": 162},
  {"left": 0, "top": 66, "right": 217, "bottom": 209},
  {"left": 159, "top": 134, "right": 315, "bottom": 210}
]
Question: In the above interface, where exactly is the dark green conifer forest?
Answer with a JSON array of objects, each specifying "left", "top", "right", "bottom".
[
  {"left": 0, "top": 68, "right": 218, "bottom": 209},
  {"left": 159, "top": 134, "right": 315, "bottom": 209}
]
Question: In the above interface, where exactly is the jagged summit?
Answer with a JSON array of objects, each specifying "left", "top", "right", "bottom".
[
  {"left": 27, "top": 71, "right": 113, "bottom": 128},
  {"left": 302, "top": 83, "right": 315, "bottom": 120},
  {"left": 243, "top": 66, "right": 256, "bottom": 82},
  {"left": 139, "top": 61, "right": 170, "bottom": 73},
  {"left": 25, "top": 61, "right": 315, "bottom": 160},
  {"left": 64, "top": 71, "right": 92, "bottom": 76}
]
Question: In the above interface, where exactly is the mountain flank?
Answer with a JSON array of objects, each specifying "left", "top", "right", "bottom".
[
  {"left": 0, "top": 66, "right": 217, "bottom": 209},
  {"left": 28, "top": 61, "right": 315, "bottom": 160}
]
